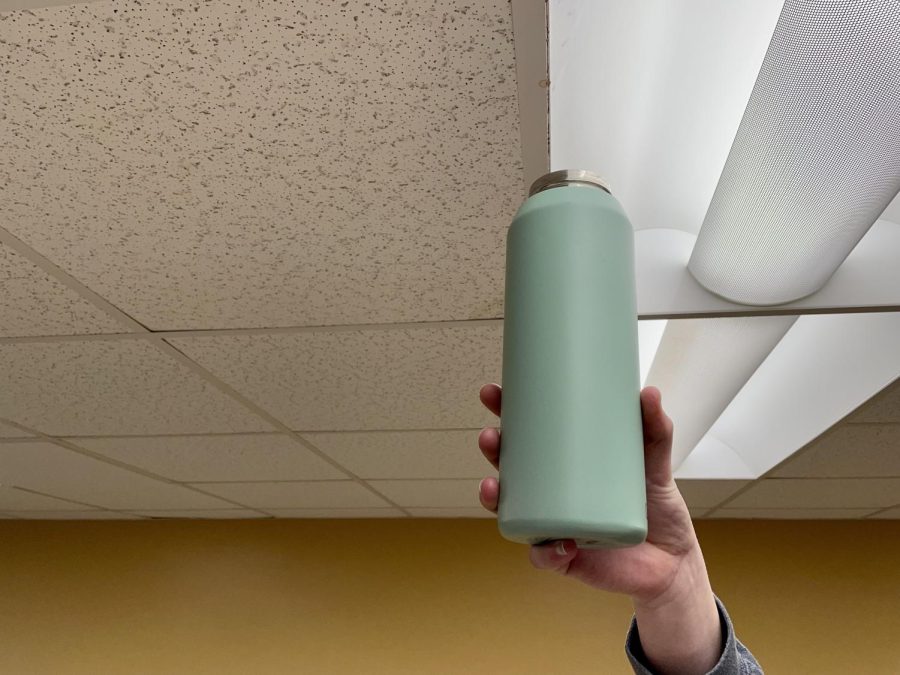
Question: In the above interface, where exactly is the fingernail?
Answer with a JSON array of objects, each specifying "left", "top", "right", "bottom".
[{"left": 555, "top": 541, "right": 567, "bottom": 556}]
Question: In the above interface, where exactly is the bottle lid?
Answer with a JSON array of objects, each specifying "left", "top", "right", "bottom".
[{"left": 528, "top": 169, "right": 611, "bottom": 197}]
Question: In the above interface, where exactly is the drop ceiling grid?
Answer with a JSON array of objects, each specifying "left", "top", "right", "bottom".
[
  {"left": 0, "top": 3, "right": 521, "bottom": 516},
  {"left": 3, "top": 328, "right": 900, "bottom": 516},
  {"left": 0, "top": 439, "right": 266, "bottom": 513},
  {"left": 0, "top": 0, "right": 523, "bottom": 331},
  {"left": 0, "top": 241, "right": 125, "bottom": 338},
  {"left": 0, "top": 323, "right": 502, "bottom": 516},
  {"left": 703, "top": 387, "right": 900, "bottom": 518},
  {"left": 0, "top": 2, "right": 898, "bottom": 519},
  {"left": 167, "top": 325, "right": 503, "bottom": 432},
  {"left": 0, "top": 343, "right": 406, "bottom": 516}
]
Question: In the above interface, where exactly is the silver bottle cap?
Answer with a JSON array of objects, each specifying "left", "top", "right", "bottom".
[{"left": 528, "top": 169, "right": 611, "bottom": 197}]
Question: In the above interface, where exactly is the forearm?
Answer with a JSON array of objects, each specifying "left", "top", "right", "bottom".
[{"left": 631, "top": 545, "right": 722, "bottom": 675}]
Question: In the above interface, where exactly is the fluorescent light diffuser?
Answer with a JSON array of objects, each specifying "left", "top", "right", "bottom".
[
  {"left": 549, "top": 0, "right": 784, "bottom": 233},
  {"left": 689, "top": 0, "right": 900, "bottom": 305},
  {"left": 705, "top": 312, "right": 900, "bottom": 476},
  {"left": 645, "top": 316, "right": 797, "bottom": 469},
  {"left": 637, "top": 320, "right": 667, "bottom": 386}
]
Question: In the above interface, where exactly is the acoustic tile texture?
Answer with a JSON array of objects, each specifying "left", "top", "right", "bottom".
[
  {"left": 73, "top": 433, "right": 346, "bottom": 482},
  {"left": 368, "top": 479, "right": 482, "bottom": 508},
  {"left": 0, "top": 243, "right": 124, "bottom": 338},
  {"left": 0, "top": 0, "right": 896, "bottom": 520},
  {"left": 0, "top": 340, "right": 273, "bottom": 436},
  {"left": 729, "top": 478, "right": 900, "bottom": 509},
  {"left": 848, "top": 379, "right": 900, "bottom": 423},
  {"left": 134, "top": 509, "right": 267, "bottom": 519},
  {"left": 0, "top": 442, "right": 236, "bottom": 510},
  {"left": 303, "top": 429, "right": 491, "bottom": 479},
  {"left": 674, "top": 480, "right": 750, "bottom": 509},
  {"left": 171, "top": 324, "right": 501, "bottom": 431},
  {"left": 0, "top": 485, "right": 87, "bottom": 511},
  {"left": 772, "top": 425, "right": 900, "bottom": 478},
  {"left": 192, "top": 480, "right": 392, "bottom": 509},
  {"left": 0, "top": 422, "right": 33, "bottom": 438},
  {"left": 0, "top": 0, "right": 522, "bottom": 330}
]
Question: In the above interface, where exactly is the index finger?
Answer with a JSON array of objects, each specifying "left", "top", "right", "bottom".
[{"left": 479, "top": 383, "right": 502, "bottom": 418}]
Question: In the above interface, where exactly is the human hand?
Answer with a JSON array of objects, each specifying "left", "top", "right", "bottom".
[{"left": 478, "top": 383, "right": 722, "bottom": 674}]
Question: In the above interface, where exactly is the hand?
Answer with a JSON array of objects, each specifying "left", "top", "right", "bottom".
[{"left": 478, "top": 383, "right": 722, "bottom": 675}]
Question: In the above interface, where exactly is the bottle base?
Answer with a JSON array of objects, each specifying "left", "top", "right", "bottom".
[{"left": 499, "top": 517, "right": 647, "bottom": 549}]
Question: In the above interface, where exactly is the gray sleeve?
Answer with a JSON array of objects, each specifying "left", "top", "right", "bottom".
[{"left": 625, "top": 597, "right": 763, "bottom": 674}]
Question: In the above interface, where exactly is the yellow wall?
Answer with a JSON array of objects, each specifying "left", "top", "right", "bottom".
[{"left": 0, "top": 519, "right": 898, "bottom": 675}]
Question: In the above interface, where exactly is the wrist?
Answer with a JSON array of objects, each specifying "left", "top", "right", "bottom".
[
  {"left": 631, "top": 545, "right": 722, "bottom": 675},
  {"left": 633, "top": 542, "right": 710, "bottom": 611}
]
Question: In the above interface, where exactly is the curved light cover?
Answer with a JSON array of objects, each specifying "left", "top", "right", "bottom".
[
  {"left": 689, "top": 0, "right": 900, "bottom": 305},
  {"left": 646, "top": 316, "right": 796, "bottom": 469}
]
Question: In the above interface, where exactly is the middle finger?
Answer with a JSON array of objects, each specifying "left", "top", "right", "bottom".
[{"left": 478, "top": 427, "right": 501, "bottom": 470}]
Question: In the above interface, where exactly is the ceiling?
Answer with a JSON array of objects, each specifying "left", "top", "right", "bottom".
[{"left": 1, "top": 0, "right": 898, "bottom": 521}]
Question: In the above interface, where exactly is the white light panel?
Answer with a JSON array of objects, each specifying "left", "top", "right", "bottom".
[
  {"left": 550, "top": 0, "right": 900, "bottom": 482},
  {"left": 638, "top": 320, "right": 666, "bottom": 386},
  {"left": 635, "top": 219, "right": 900, "bottom": 318},
  {"left": 704, "top": 312, "right": 900, "bottom": 477},
  {"left": 646, "top": 316, "right": 797, "bottom": 469},
  {"left": 549, "top": 0, "right": 784, "bottom": 232}
]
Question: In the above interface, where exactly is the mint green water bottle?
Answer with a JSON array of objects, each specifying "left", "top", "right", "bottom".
[{"left": 498, "top": 170, "right": 647, "bottom": 549}]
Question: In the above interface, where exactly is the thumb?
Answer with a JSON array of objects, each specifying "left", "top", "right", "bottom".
[
  {"left": 529, "top": 540, "right": 577, "bottom": 574},
  {"left": 640, "top": 386, "right": 675, "bottom": 487}
]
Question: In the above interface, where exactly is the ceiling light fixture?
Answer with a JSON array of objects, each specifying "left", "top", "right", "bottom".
[{"left": 688, "top": 0, "right": 900, "bottom": 305}]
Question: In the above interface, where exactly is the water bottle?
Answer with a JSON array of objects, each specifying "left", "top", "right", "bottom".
[{"left": 498, "top": 170, "right": 647, "bottom": 549}]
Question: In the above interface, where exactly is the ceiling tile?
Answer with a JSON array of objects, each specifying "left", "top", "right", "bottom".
[
  {"left": 368, "top": 479, "right": 481, "bottom": 508},
  {"left": 729, "top": 478, "right": 900, "bottom": 509},
  {"left": 265, "top": 508, "right": 405, "bottom": 518},
  {"left": 869, "top": 506, "right": 900, "bottom": 519},
  {"left": 407, "top": 507, "right": 495, "bottom": 518},
  {"left": 0, "top": 243, "right": 124, "bottom": 338},
  {"left": 73, "top": 433, "right": 345, "bottom": 482},
  {"left": 674, "top": 480, "right": 750, "bottom": 508},
  {"left": 772, "top": 425, "right": 900, "bottom": 478},
  {"left": 171, "top": 325, "right": 501, "bottom": 431},
  {"left": 0, "top": 340, "right": 272, "bottom": 435},
  {"left": 304, "top": 430, "right": 495, "bottom": 479},
  {"left": 192, "top": 481, "right": 391, "bottom": 509},
  {"left": 0, "top": 441, "right": 237, "bottom": 510},
  {"left": 848, "top": 379, "right": 900, "bottom": 423},
  {"left": 709, "top": 508, "right": 876, "bottom": 519},
  {"left": 0, "top": 0, "right": 521, "bottom": 331},
  {"left": 134, "top": 509, "right": 267, "bottom": 519},
  {"left": 10, "top": 511, "right": 141, "bottom": 520},
  {"left": 0, "top": 422, "right": 33, "bottom": 438},
  {"left": 688, "top": 508, "right": 709, "bottom": 519},
  {"left": 0, "top": 485, "right": 88, "bottom": 511}
]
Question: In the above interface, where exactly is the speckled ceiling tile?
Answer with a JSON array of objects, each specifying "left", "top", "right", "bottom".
[
  {"left": 0, "top": 242, "right": 124, "bottom": 337},
  {"left": 0, "top": 440, "right": 240, "bottom": 509},
  {"left": 304, "top": 429, "right": 495, "bottom": 479},
  {"left": 0, "top": 421, "right": 33, "bottom": 438},
  {"left": 72, "top": 432, "right": 345, "bottom": 481},
  {"left": 0, "top": 0, "right": 522, "bottom": 330},
  {"left": 0, "top": 339, "right": 273, "bottom": 435},
  {"left": 170, "top": 322, "right": 502, "bottom": 430}
]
